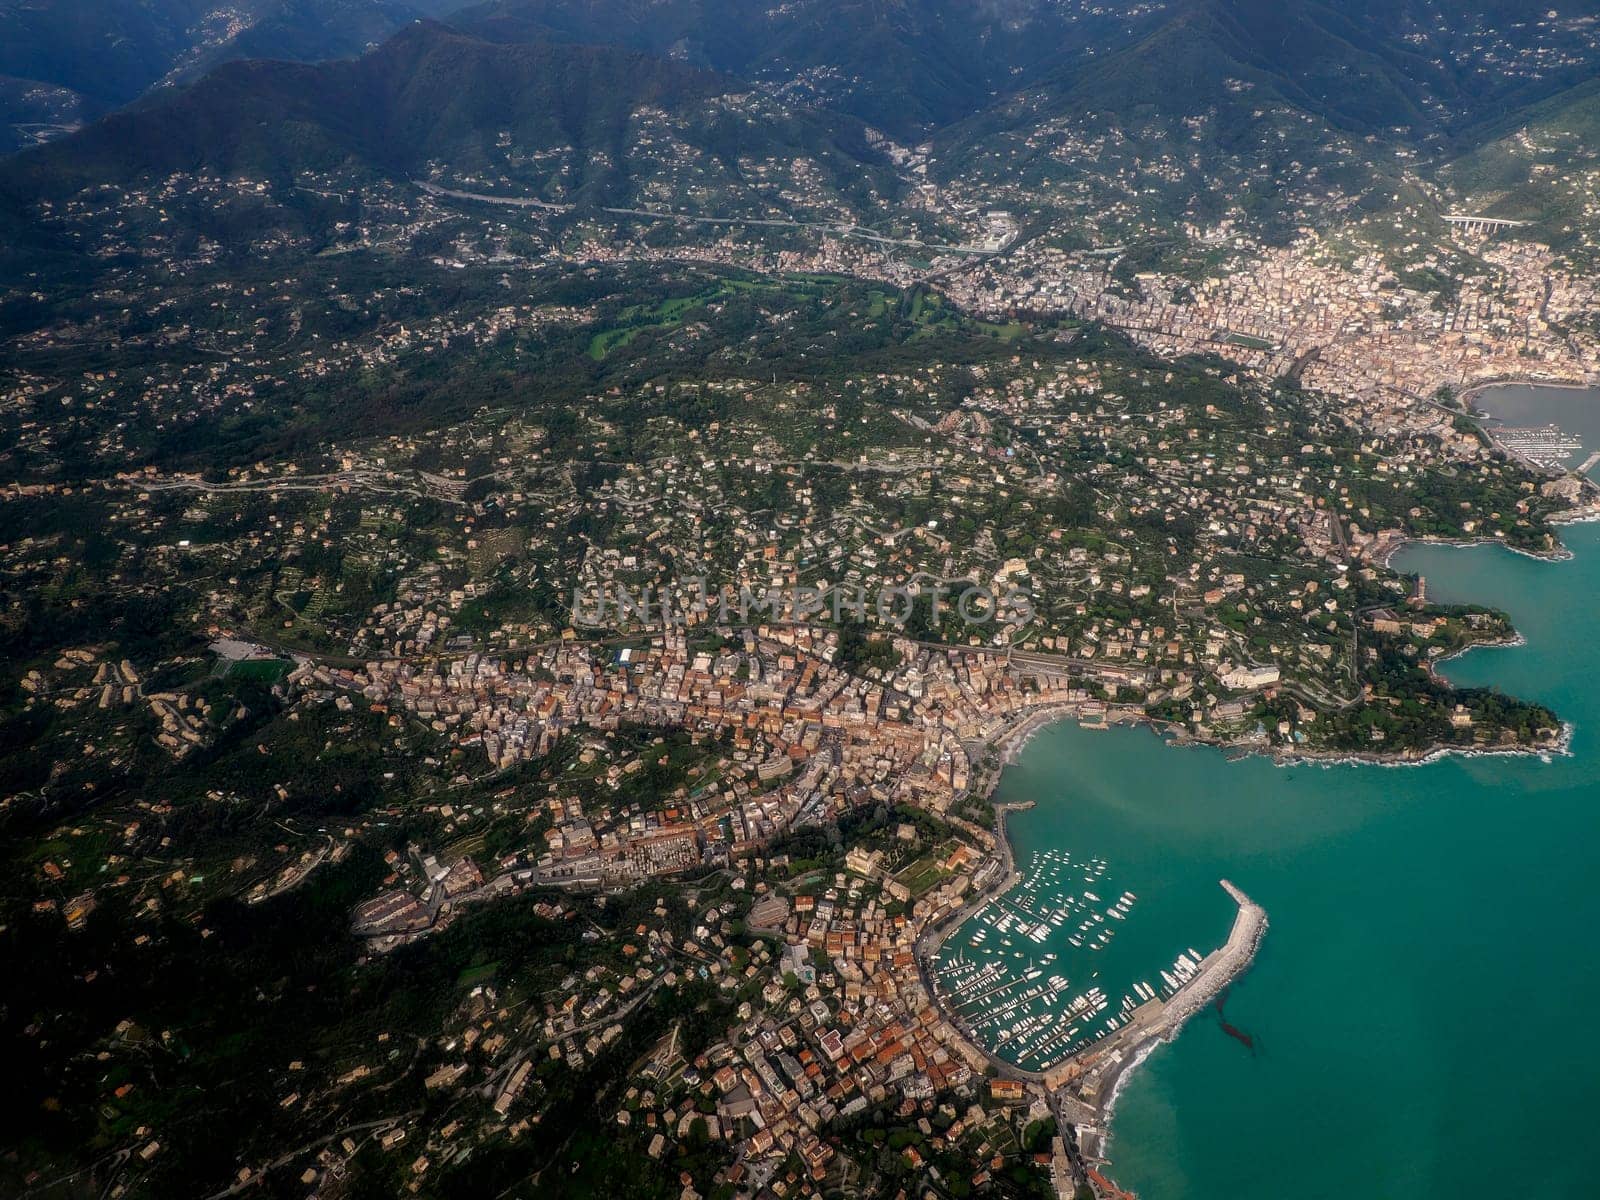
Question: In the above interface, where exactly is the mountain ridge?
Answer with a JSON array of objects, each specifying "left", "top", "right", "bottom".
[
  {"left": 0, "top": 0, "right": 470, "bottom": 152},
  {"left": 0, "top": 19, "right": 901, "bottom": 240}
]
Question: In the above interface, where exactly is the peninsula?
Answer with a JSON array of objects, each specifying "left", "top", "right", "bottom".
[{"left": 8, "top": 3, "right": 1600, "bottom": 1197}]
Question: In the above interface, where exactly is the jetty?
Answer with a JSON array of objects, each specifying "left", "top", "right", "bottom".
[
  {"left": 1049, "top": 880, "right": 1268, "bottom": 1173},
  {"left": 918, "top": 871, "right": 1268, "bottom": 1194}
]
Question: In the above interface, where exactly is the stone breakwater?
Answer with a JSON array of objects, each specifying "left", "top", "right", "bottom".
[
  {"left": 1091, "top": 881, "right": 1266, "bottom": 1086},
  {"left": 1149, "top": 881, "right": 1267, "bottom": 1040},
  {"left": 1047, "top": 881, "right": 1268, "bottom": 1189}
]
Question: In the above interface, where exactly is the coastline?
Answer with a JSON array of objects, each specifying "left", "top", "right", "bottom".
[
  {"left": 1266, "top": 717, "right": 1574, "bottom": 770},
  {"left": 1457, "top": 377, "right": 1600, "bottom": 522},
  {"left": 921, "top": 476, "right": 1592, "bottom": 1190},
  {"left": 994, "top": 702, "right": 1086, "bottom": 769},
  {"left": 998, "top": 495, "right": 1594, "bottom": 776},
  {"left": 993, "top": 688, "right": 1569, "bottom": 775},
  {"left": 931, "top": 582, "right": 1558, "bottom": 1177},
  {"left": 1098, "top": 882, "right": 1269, "bottom": 1108},
  {"left": 1459, "top": 377, "right": 1597, "bottom": 405},
  {"left": 1379, "top": 532, "right": 1576, "bottom": 565},
  {"left": 919, "top": 793, "right": 1270, "bottom": 1191},
  {"left": 1101, "top": 1039, "right": 1159, "bottom": 1123},
  {"left": 921, "top": 701, "right": 1272, "bottom": 1189},
  {"left": 1375, "top": 527, "right": 1585, "bottom": 568}
]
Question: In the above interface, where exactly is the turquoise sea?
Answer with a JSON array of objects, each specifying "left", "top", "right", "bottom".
[{"left": 978, "top": 522, "right": 1600, "bottom": 1197}]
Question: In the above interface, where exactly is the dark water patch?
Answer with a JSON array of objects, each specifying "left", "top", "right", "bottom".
[{"left": 1214, "top": 985, "right": 1255, "bottom": 1054}]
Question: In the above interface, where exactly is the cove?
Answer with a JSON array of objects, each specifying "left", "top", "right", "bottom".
[
  {"left": 987, "top": 522, "right": 1600, "bottom": 1198},
  {"left": 1470, "top": 382, "right": 1600, "bottom": 478}
]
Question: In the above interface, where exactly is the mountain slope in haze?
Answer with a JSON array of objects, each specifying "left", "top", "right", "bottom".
[
  {"left": 449, "top": 0, "right": 1175, "bottom": 136},
  {"left": 7, "top": 0, "right": 1599, "bottom": 273},
  {"left": 2, "top": 21, "right": 900, "bottom": 238},
  {"left": 448, "top": 0, "right": 1600, "bottom": 144},
  {"left": 0, "top": 0, "right": 230, "bottom": 111},
  {"left": 0, "top": 0, "right": 468, "bottom": 152},
  {"left": 1443, "top": 77, "right": 1600, "bottom": 262},
  {"left": 929, "top": 0, "right": 1431, "bottom": 244},
  {"left": 1044, "top": 0, "right": 1600, "bottom": 144},
  {"left": 922, "top": 0, "right": 1600, "bottom": 246},
  {"left": 0, "top": 73, "right": 84, "bottom": 151},
  {"left": 931, "top": 0, "right": 1600, "bottom": 142},
  {"left": 1057, "top": 0, "right": 1438, "bottom": 136}
]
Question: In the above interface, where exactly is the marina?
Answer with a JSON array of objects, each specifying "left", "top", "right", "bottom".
[
  {"left": 1472, "top": 382, "right": 1600, "bottom": 476},
  {"left": 929, "top": 845, "right": 1230, "bottom": 1072},
  {"left": 973, "top": 526, "right": 1600, "bottom": 1200},
  {"left": 1487, "top": 423, "right": 1584, "bottom": 468}
]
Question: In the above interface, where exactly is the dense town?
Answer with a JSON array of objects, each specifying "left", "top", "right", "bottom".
[{"left": 6, "top": 6, "right": 1600, "bottom": 1196}]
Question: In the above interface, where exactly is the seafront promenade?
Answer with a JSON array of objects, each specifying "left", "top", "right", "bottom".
[{"left": 913, "top": 799, "right": 1046, "bottom": 1083}]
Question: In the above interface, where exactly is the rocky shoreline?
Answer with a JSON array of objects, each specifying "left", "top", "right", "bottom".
[
  {"left": 920, "top": 501, "right": 1589, "bottom": 1193},
  {"left": 1377, "top": 530, "right": 1579, "bottom": 566},
  {"left": 920, "top": 383, "right": 1598, "bottom": 1194},
  {"left": 984, "top": 686, "right": 1566, "bottom": 778}
]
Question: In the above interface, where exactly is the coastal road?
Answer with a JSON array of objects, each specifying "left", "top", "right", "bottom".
[{"left": 911, "top": 790, "right": 1050, "bottom": 1084}]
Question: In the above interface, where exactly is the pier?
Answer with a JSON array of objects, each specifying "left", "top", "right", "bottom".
[
  {"left": 921, "top": 872, "right": 1267, "bottom": 1078},
  {"left": 920, "top": 868, "right": 1268, "bottom": 1194},
  {"left": 1052, "top": 881, "right": 1268, "bottom": 1175},
  {"left": 1069, "top": 881, "right": 1265, "bottom": 1083}
]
